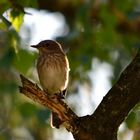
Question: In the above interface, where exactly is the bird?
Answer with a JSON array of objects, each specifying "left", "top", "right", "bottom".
[{"left": 31, "top": 40, "right": 70, "bottom": 128}]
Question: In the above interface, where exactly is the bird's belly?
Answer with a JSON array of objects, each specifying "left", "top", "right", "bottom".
[{"left": 39, "top": 66, "right": 68, "bottom": 94}]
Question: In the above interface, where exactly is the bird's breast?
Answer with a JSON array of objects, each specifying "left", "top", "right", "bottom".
[{"left": 37, "top": 53, "right": 69, "bottom": 94}]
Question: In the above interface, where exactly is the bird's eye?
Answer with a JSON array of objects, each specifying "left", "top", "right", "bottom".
[{"left": 46, "top": 43, "right": 50, "bottom": 47}]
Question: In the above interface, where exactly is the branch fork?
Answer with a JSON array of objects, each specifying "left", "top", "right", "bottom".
[{"left": 19, "top": 50, "right": 140, "bottom": 140}]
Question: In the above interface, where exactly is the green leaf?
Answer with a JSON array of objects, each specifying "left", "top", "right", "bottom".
[
  {"left": 37, "top": 109, "right": 50, "bottom": 124},
  {"left": 125, "top": 111, "right": 137, "bottom": 129},
  {"left": 0, "top": 48, "right": 15, "bottom": 69},
  {"left": 14, "top": 0, "right": 38, "bottom": 8},
  {"left": 0, "top": 15, "right": 11, "bottom": 29},
  {"left": 13, "top": 49, "right": 36, "bottom": 74},
  {"left": 19, "top": 103, "right": 37, "bottom": 118},
  {"left": 100, "top": 5, "right": 117, "bottom": 29},
  {"left": 0, "top": 81, "right": 17, "bottom": 94},
  {"left": 0, "top": 1, "right": 10, "bottom": 14},
  {"left": 113, "top": 0, "right": 135, "bottom": 12},
  {"left": 10, "top": 10, "right": 24, "bottom": 31},
  {"left": 8, "top": 29, "right": 20, "bottom": 53}
]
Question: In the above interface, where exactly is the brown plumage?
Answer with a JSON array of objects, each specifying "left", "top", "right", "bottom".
[{"left": 31, "top": 40, "right": 70, "bottom": 128}]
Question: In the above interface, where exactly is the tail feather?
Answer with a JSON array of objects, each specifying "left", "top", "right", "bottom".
[{"left": 51, "top": 112, "right": 63, "bottom": 128}]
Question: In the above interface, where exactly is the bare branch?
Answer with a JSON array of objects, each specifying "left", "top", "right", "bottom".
[{"left": 19, "top": 74, "right": 78, "bottom": 133}]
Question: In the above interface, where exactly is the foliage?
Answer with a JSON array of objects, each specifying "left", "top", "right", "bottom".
[{"left": 0, "top": 0, "right": 140, "bottom": 140}]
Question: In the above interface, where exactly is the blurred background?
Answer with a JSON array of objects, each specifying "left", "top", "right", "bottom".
[{"left": 0, "top": 0, "right": 140, "bottom": 140}]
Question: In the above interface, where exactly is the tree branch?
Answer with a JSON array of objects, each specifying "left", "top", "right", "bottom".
[
  {"left": 73, "top": 50, "right": 140, "bottom": 140},
  {"left": 19, "top": 74, "right": 79, "bottom": 133},
  {"left": 19, "top": 49, "right": 140, "bottom": 140}
]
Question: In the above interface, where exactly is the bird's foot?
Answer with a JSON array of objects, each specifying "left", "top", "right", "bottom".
[
  {"left": 61, "top": 89, "right": 67, "bottom": 99},
  {"left": 48, "top": 93, "right": 63, "bottom": 103},
  {"left": 47, "top": 89, "right": 66, "bottom": 103}
]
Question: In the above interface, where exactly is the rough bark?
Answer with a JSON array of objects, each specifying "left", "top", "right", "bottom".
[
  {"left": 19, "top": 49, "right": 140, "bottom": 140},
  {"left": 19, "top": 75, "right": 78, "bottom": 133},
  {"left": 73, "top": 50, "right": 140, "bottom": 140}
]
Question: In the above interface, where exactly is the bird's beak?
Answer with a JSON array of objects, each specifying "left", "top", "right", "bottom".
[{"left": 31, "top": 45, "right": 38, "bottom": 48}]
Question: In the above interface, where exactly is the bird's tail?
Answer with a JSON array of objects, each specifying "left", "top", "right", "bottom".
[{"left": 51, "top": 112, "right": 63, "bottom": 128}]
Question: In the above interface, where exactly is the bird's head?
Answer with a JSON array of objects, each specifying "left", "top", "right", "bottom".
[{"left": 31, "top": 40, "right": 63, "bottom": 54}]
